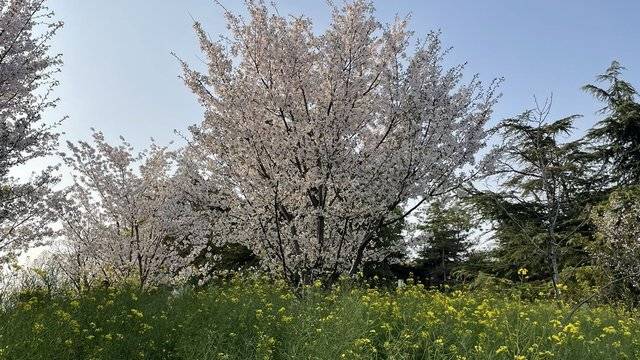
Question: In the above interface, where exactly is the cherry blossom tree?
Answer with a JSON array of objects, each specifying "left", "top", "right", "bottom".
[
  {"left": 179, "top": 0, "right": 500, "bottom": 286},
  {"left": 57, "top": 131, "right": 213, "bottom": 289},
  {"left": 0, "top": 0, "right": 63, "bottom": 263},
  {"left": 591, "top": 186, "right": 640, "bottom": 289}
]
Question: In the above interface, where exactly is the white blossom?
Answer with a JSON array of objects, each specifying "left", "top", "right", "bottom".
[
  {"left": 179, "top": 0, "right": 499, "bottom": 285},
  {"left": 0, "top": 0, "right": 63, "bottom": 263},
  {"left": 591, "top": 188, "right": 640, "bottom": 288},
  {"left": 56, "top": 131, "right": 212, "bottom": 289}
]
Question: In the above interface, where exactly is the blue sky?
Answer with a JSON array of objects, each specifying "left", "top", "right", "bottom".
[{"left": 47, "top": 0, "right": 640, "bottom": 149}]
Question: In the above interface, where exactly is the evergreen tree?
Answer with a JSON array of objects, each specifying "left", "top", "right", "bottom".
[
  {"left": 415, "top": 201, "right": 472, "bottom": 285},
  {"left": 473, "top": 99, "right": 591, "bottom": 296},
  {"left": 583, "top": 61, "right": 640, "bottom": 187},
  {"left": 362, "top": 207, "right": 407, "bottom": 282}
]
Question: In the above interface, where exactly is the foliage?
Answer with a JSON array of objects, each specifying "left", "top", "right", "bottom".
[
  {"left": 473, "top": 99, "right": 592, "bottom": 294},
  {"left": 415, "top": 201, "right": 474, "bottom": 285},
  {"left": 6, "top": 10, "right": 640, "bottom": 360},
  {"left": 178, "top": 0, "right": 499, "bottom": 286},
  {"left": 187, "top": 243, "right": 259, "bottom": 287},
  {"left": 583, "top": 61, "right": 640, "bottom": 187},
  {"left": 361, "top": 207, "right": 407, "bottom": 282},
  {"left": 0, "top": 0, "right": 63, "bottom": 263},
  {"left": 2, "top": 277, "right": 640, "bottom": 359}
]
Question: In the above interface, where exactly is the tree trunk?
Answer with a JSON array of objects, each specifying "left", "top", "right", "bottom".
[
  {"left": 442, "top": 248, "right": 447, "bottom": 284},
  {"left": 549, "top": 242, "right": 560, "bottom": 299}
]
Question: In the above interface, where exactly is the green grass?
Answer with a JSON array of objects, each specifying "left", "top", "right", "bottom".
[{"left": 1, "top": 276, "right": 639, "bottom": 359}]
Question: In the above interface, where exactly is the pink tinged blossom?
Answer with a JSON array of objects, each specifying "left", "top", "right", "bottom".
[
  {"left": 0, "top": 0, "right": 64, "bottom": 263},
  {"left": 57, "top": 132, "right": 216, "bottom": 289},
  {"left": 178, "top": 0, "right": 500, "bottom": 285}
]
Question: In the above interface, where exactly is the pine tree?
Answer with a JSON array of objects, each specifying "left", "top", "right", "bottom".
[
  {"left": 583, "top": 61, "right": 640, "bottom": 187},
  {"left": 416, "top": 201, "right": 472, "bottom": 285},
  {"left": 473, "top": 98, "right": 591, "bottom": 297}
]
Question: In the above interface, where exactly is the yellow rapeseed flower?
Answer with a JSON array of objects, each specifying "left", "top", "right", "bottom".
[
  {"left": 130, "top": 308, "right": 144, "bottom": 318},
  {"left": 563, "top": 322, "right": 580, "bottom": 335},
  {"left": 32, "top": 323, "right": 44, "bottom": 334}
]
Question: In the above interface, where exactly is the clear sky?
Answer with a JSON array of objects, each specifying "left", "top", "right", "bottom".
[{"left": 47, "top": 0, "right": 640, "bottom": 150}]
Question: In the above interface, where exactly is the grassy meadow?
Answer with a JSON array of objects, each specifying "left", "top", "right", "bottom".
[{"left": 1, "top": 276, "right": 638, "bottom": 360}]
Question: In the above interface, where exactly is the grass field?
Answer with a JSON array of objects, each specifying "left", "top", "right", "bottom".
[{"left": 1, "top": 276, "right": 638, "bottom": 359}]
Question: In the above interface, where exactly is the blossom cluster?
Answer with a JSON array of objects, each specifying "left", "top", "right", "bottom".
[
  {"left": 55, "top": 131, "right": 216, "bottom": 289},
  {"left": 0, "top": 0, "right": 64, "bottom": 263},
  {"left": 178, "top": 0, "right": 500, "bottom": 285},
  {"left": 591, "top": 187, "right": 640, "bottom": 288}
]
